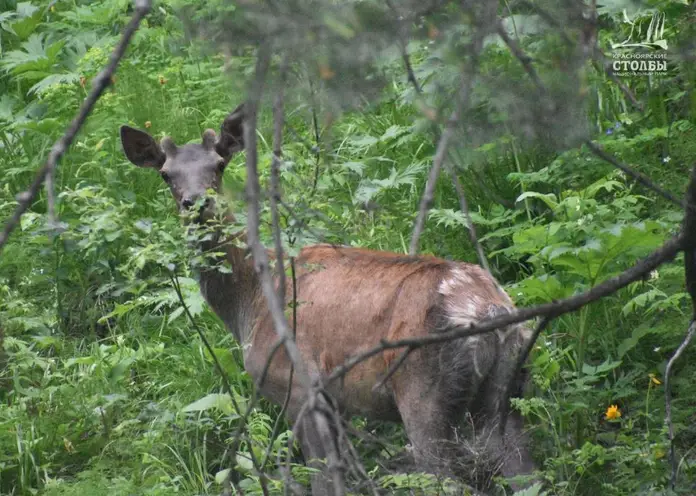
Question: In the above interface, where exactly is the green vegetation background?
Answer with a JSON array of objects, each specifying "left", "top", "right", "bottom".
[{"left": 0, "top": 0, "right": 695, "bottom": 494}]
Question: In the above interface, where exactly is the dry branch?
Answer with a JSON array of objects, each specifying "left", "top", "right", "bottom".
[
  {"left": 244, "top": 45, "right": 311, "bottom": 388},
  {"left": 409, "top": 4, "right": 491, "bottom": 255},
  {"left": 443, "top": 160, "right": 489, "bottom": 272},
  {"left": 385, "top": 0, "right": 421, "bottom": 95},
  {"left": 664, "top": 161, "right": 696, "bottom": 489},
  {"left": 390, "top": 5, "right": 490, "bottom": 272},
  {"left": 0, "top": 0, "right": 152, "bottom": 255},
  {"left": 586, "top": 141, "right": 686, "bottom": 210},
  {"left": 500, "top": 316, "right": 551, "bottom": 435},
  {"left": 170, "top": 272, "right": 270, "bottom": 495},
  {"left": 244, "top": 45, "right": 346, "bottom": 495},
  {"left": 496, "top": 21, "right": 547, "bottom": 94},
  {"left": 664, "top": 320, "right": 695, "bottom": 490}
]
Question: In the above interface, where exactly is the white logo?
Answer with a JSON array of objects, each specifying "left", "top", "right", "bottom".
[{"left": 611, "top": 9, "right": 668, "bottom": 51}]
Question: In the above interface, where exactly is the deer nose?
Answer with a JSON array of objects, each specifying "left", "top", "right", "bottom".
[{"left": 182, "top": 197, "right": 195, "bottom": 210}]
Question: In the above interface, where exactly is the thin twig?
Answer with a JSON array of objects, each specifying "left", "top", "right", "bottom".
[
  {"left": 245, "top": 44, "right": 311, "bottom": 388},
  {"left": 244, "top": 45, "right": 345, "bottom": 495},
  {"left": 372, "top": 346, "right": 413, "bottom": 391},
  {"left": 586, "top": 141, "right": 687, "bottom": 210},
  {"left": 500, "top": 317, "right": 551, "bottom": 435},
  {"left": 0, "top": 0, "right": 152, "bottom": 255},
  {"left": 385, "top": 0, "right": 422, "bottom": 94},
  {"left": 388, "top": 14, "right": 489, "bottom": 269},
  {"left": 594, "top": 55, "right": 644, "bottom": 111},
  {"left": 665, "top": 161, "right": 696, "bottom": 489},
  {"left": 171, "top": 272, "right": 269, "bottom": 494},
  {"left": 271, "top": 55, "right": 289, "bottom": 301},
  {"left": 518, "top": 1, "right": 573, "bottom": 47},
  {"left": 262, "top": 259, "right": 297, "bottom": 469},
  {"left": 328, "top": 233, "right": 683, "bottom": 384},
  {"left": 46, "top": 169, "right": 57, "bottom": 228},
  {"left": 262, "top": 68, "right": 297, "bottom": 471},
  {"left": 443, "top": 160, "right": 489, "bottom": 272},
  {"left": 664, "top": 320, "right": 695, "bottom": 490},
  {"left": 496, "top": 20, "right": 547, "bottom": 94},
  {"left": 308, "top": 76, "right": 323, "bottom": 199},
  {"left": 169, "top": 273, "right": 241, "bottom": 414},
  {"left": 409, "top": 12, "right": 488, "bottom": 254}
]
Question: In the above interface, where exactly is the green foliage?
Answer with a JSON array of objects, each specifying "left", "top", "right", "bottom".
[{"left": 1, "top": 0, "right": 695, "bottom": 494}]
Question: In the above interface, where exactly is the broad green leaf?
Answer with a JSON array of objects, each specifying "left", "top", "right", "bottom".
[
  {"left": 215, "top": 468, "right": 231, "bottom": 485},
  {"left": 181, "top": 393, "right": 237, "bottom": 415},
  {"left": 516, "top": 191, "right": 558, "bottom": 210},
  {"left": 617, "top": 324, "right": 661, "bottom": 358},
  {"left": 582, "top": 359, "right": 622, "bottom": 377}
]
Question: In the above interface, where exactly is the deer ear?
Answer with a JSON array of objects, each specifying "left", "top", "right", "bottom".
[
  {"left": 215, "top": 102, "right": 245, "bottom": 159},
  {"left": 120, "top": 126, "right": 166, "bottom": 169}
]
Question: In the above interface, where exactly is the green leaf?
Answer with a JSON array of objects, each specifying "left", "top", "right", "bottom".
[
  {"left": 235, "top": 453, "right": 255, "bottom": 473},
  {"left": 181, "top": 393, "right": 237, "bottom": 415},
  {"left": 582, "top": 359, "right": 622, "bottom": 377},
  {"left": 617, "top": 324, "right": 661, "bottom": 358},
  {"left": 215, "top": 468, "right": 231, "bottom": 485},
  {"left": 513, "top": 482, "right": 546, "bottom": 496},
  {"left": 516, "top": 191, "right": 558, "bottom": 210}
]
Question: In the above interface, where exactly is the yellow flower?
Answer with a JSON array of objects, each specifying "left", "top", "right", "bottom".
[
  {"left": 649, "top": 373, "right": 661, "bottom": 385},
  {"left": 158, "top": 75, "right": 167, "bottom": 85},
  {"left": 144, "top": 121, "right": 152, "bottom": 129},
  {"left": 605, "top": 404, "right": 621, "bottom": 420}
]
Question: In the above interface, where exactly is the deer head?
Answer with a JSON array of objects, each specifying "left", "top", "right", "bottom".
[{"left": 119, "top": 103, "right": 245, "bottom": 221}]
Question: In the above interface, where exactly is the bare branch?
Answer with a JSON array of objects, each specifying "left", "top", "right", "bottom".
[
  {"left": 262, "top": 259, "right": 297, "bottom": 470},
  {"left": 681, "top": 162, "right": 696, "bottom": 309},
  {"left": 409, "top": 6, "right": 490, "bottom": 255},
  {"left": 245, "top": 44, "right": 311, "bottom": 387},
  {"left": 271, "top": 56, "right": 289, "bottom": 301},
  {"left": 169, "top": 273, "right": 241, "bottom": 414},
  {"left": 496, "top": 20, "right": 547, "bottom": 94},
  {"left": 665, "top": 161, "right": 696, "bottom": 489},
  {"left": 664, "top": 321, "right": 695, "bottom": 490},
  {"left": 307, "top": 75, "right": 323, "bottom": 199},
  {"left": 244, "top": 45, "right": 346, "bottom": 495},
  {"left": 586, "top": 141, "right": 686, "bottom": 210},
  {"left": 516, "top": 0, "right": 642, "bottom": 111},
  {"left": 385, "top": 0, "right": 422, "bottom": 95},
  {"left": 329, "top": 233, "right": 683, "bottom": 384},
  {"left": 372, "top": 346, "right": 413, "bottom": 392},
  {"left": 0, "top": 0, "right": 152, "bottom": 255},
  {"left": 46, "top": 169, "right": 57, "bottom": 228},
  {"left": 517, "top": 1, "right": 573, "bottom": 47},
  {"left": 500, "top": 316, "right": 551, "bottom": 435},
  {"left": 594, "top": 54, "right": 644, "bottom": 111},
  {"left": 443, "top": 160, "right": 489, "bottom": 272},
  {"left": 386, "top": 5, "right": 488, "bottom": 269},
  {"left": 171, "top": 272, "right": 270, "bottom": 494}
]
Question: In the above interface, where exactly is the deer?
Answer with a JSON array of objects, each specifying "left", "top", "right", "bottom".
[{"left": 119, "top": 103, "right": 536, "bottom": 494}]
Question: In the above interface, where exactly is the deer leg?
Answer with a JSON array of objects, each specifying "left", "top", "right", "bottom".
[
  {"left": 394, "top": 382, "right": 456, "bottom": 476},
  {"left": 289, "top": 395, "right": 342, "bottom": 496}
]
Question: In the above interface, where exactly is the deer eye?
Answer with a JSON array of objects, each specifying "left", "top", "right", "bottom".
[
  {"left": 217, "top": 159, "right": 226, "bottom": 171},
  {"left": 160, "top": 171, "right": 171, "bottom": 182}
]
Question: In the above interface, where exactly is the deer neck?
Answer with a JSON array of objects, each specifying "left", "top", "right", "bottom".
[{"left": 193, "top": 213, "right": 262, "bottom": 347}]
